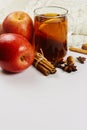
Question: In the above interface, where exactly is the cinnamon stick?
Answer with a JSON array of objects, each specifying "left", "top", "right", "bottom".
[
  {"left": 33, "top": 62, "right": 50, "bottom": 76},
  {"left": 33, "top": 52, "right": 57, "bottom": 76},
  {"left": 69, "top": 47, "right": 87, "bottom": 55}
]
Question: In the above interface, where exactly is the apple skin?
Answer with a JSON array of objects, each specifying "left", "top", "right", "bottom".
[
  {"left": 0, "top": 33, "right": 35, "bottom": 73},
  {"left": 0, "top": 23, "right": 5, "bottom": 34},
  {"left": 2, "top": 11, "right": 34, "bottom": 42}
]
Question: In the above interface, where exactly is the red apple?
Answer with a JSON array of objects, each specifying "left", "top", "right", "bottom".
[
  {"left": 2, "top": 11, "right": 34, "bottom": 42},
  {"left": 0, "top": 23, "right": 5, "bottom": 34},
  {"left": 0, "top": 33, "right": 35, "bottom": 73}
]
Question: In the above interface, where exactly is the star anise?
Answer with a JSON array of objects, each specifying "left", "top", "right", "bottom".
[
  {"left": 52, "top": 59, "right": 65, "bottom": 68},
  {"left": 53, "top": 57, "right": 77, "bottom": 73},
  {"left": 62, "top": 64, "right": 77, "bottom": 73},
  {"left": 77, "top": 56, "right": 86, "bottom": 64}
]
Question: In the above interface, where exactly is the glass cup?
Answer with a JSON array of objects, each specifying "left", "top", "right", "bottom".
[{"left": 34, "top": 6, "right": 68, "bottom": 63}]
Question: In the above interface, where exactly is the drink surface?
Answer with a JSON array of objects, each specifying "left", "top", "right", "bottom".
[{"left": 34, "top": 13, "right": 68, "bottom": 62}]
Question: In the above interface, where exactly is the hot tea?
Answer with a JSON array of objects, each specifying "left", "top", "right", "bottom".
[{"left": 34, "top": 7, "right": 68, "bottom": 63}]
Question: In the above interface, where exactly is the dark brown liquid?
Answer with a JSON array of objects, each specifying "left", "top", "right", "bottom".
[{"left": 34, "top": 13, "right": 68, "bottom": 62}]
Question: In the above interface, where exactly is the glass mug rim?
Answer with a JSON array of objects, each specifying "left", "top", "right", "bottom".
[{"left": 34, "top": 6, "right": 68, "bottom": 18}]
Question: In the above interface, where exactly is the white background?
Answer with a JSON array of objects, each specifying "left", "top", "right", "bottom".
[{"left": 0, "top": 0, "right": 87, "bottom": 130}]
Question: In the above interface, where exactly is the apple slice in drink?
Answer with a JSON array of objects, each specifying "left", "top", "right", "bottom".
[{"left": 39, "top": 18, "right": 67, "bottom": 43}]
